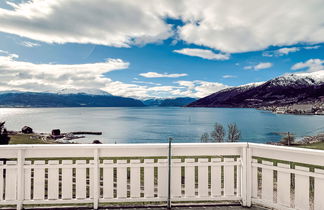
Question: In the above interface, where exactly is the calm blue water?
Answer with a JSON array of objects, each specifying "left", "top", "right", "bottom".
[{"left": 1, "top": 107, "right": 324, "bottom": 144}]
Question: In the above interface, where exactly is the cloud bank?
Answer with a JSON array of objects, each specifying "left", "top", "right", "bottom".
[
  {"left": 0, "top": 53, "right": 129, "bottom": 92},
  {"left": 0, "top": 0, "right": 324, "bottom": 53},
  {"left": 0, "top": 52, "right": 228, "bottom": 98}
]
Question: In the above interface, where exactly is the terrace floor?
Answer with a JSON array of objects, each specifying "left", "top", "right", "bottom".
[
  {"left": 29, "top": 205, "right": 269, "bottom": 210},
  {"left": 112, "top": 206, "right": 268, "bottom": 210}
]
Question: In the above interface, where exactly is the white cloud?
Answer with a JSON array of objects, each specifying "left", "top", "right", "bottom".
[
  {"left": 263, "top": 47, "right": 300, "bottom": 57},
  {"left": 0, "top": 53, "right": 129, "bottom": 92},
  {"left": 304, "top": 45, "right": 320, "bottom": 50},
  {"left": 132, "top": 81, "right": 161, "bottom": 85},
  {"left": 276, "top": 47, "right": 300, "bottom": 55},
  {"left": 174, "top": 80, "right": 229, "bottom": 98},
  {"left": 139, "top": 72, "right": 187, "bottom": 78},
  {"left": 0, "top": 0, "right": 173, "bottom": 47},
  {"left": 0, "top": 50, "right": 9, "bottom": 54},
  {"left": 222, "top": 75, "right": 237, "bottom": 78},
  {"left": 176, "top": 1, "right": 324, "bottom": 53},
  {"left": 263, "top": 45, "right": 321, "bottom": 57},
  {"left": 291, "top": 59, "right": 324, "bottom": 72},
  {"left": 0, "top": 1, "right": 324, "bottom": 52},
  {"left": 20, "top": 41, "right": 40, "bottom": 47},
  {"left": 244, "top": 62, "right": 273, "bottom": 71},
  {"left": 173, "top": 48, "right": 230, "bottom": 60}
]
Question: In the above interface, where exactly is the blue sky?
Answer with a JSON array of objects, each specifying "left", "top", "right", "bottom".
[{"left": 0, "top": 0, "right": 323, "bottom": 98}]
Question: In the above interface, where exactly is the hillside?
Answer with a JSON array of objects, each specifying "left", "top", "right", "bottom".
[
  {"left": 188, "top": 71, "right": 324, "bottom": 108},
  {"left": 0, "top": 92, "right": 144, "bottom": 107}
]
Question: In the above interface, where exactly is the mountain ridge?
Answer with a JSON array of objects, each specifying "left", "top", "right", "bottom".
[
  {"left": 187, "top": 71, "right": 324, "bottom": 108},
  {"left": 0, "top": 92, "right": 144, "bottom": 107}
]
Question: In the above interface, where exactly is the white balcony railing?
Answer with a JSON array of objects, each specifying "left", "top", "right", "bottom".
[{"left": 0, "top": 143, "right": 324, "bottom": 210}]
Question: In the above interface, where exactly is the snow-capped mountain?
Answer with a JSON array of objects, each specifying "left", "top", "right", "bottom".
[
  {"left": 188, "top": 71, "right": 324, "bottom": 108},
  {"left": 267, "top": 71, "right": 324, "bottom": 87}
]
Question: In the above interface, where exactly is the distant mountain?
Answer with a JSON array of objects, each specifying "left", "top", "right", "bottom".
[
  {"left": 0, "top": 92, "right": 144, "bottom": 107},
  {"left": 188, "top": 71, "right": 324, "bottom": 108},
  {"left": 159, "top": 97, "right": 197, "bottom": 106},
  {"left": 143, "top": 97, "right": 197, "bottom": 107}
]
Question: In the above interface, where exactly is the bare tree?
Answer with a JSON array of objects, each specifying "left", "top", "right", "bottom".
[
  {"left": 281, "top": 132, "right": 295, "bottom": 146},
  {"left": 211, "top": 123, "right": 225, "bottom": 142},
  {"left": 200, "top": 132, "right": 210, "bottom": 143},
  {"left": 227, "top": 123, "right": 241, "bottom": 142},
  {"left": 0, "top": 121, "right": 10, "bottom": 145}
]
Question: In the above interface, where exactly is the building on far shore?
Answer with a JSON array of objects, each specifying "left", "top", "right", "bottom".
[
  {"left": 291, "top": 104, "right": 313, "bottom": 113},
  {"left": 275, "top": 107, "right": 286, "bottom": 114}
]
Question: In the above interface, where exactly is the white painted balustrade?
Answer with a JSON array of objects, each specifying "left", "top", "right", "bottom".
[{"left": 0, "top": 143, "right": 324, "bottom": 209}]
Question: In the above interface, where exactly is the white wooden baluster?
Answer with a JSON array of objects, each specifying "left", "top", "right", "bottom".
[
  {"left": 0, "top": 161, "right": 3, "bottom": 201},
  {"left": 185, "top": 158, "right": 195, "bottom": 198},
  {"left": 245, "top": 147, "right": 252, "bottom": 207},
  {"left": 117, "top": 160, "right": 127, "bottom": 198},
  {"left": 75, "top": 160, "right": 87, "bottom": 199},
  {"left": 17, "top": 149, "right": 24, "bottom": 210},
  {"left": 224, "top": 158, "right": 235, "bottom": 197},
  {"left": 314, "top": 168, "right": 324, "bottom": 210},
  {"left": 251, "top": 159, "right": 258, "bottom": 199},
  {"left": 261, "top": 161, "right": 273, "bottom": 203},
  {"left": 198, "top": 158, "right": 208, "bottom": 198},
  {"left": 236, "top": 158, "right": 241, "bottom": 197},
  {"left": 103, "top": 160, "right": 113, "bottom": 199},
  {"left": 144, "top": 159, "right": 154, "bottom": 198},
  {"left": 130, "top": 159, "right": 141, "bottom": 198},
  {"left": 277, "top": 163, "right": 290, "bottom": 208},
  {"left": 171, "top": 159, "right": 182, "bottom": 198},
  {"left": 24, "top": 161, "right": 32, "bottom": 201},
  {"left": 89, "top": 160, "right": 94, "bottom": 199},
  {"left": 61, "top": 160, "right": 73, "bottom": 200},
  {"left": 47, "top": 160, "right": 59, "bottom": 200},
  {"left": 5, "top": 161, "right": 17, "bottom": 201},
  {"left": 211, "top": 158, "right": 221, "bottom": 197},
  {"left": 157, "top": 159, "right": 168, "bottom": 198},
  {"left": 93, "top": 149, "right": 99, "bottom": 209},
  {"left": 294, "top": 166, "right": 309, "bottom": 210},
  {"left": 33, "top": 160, "right": 45, "bottom": 200}
]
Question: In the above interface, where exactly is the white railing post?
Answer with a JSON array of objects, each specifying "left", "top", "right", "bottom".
[
  {"left": 246, "top": 145, "right": 252, "bottom": 207},
  {"left": 93, "top": 148, "right": 100, "bottom": 209},
  {"left": 241, "top": 144, "right": 247, "bottom": 206},
  {"left": 241, "top": 143, "right": 252, "bottom": 207},
  {"left": 17, "top": 149, "right": 25, "bottom": 210}
]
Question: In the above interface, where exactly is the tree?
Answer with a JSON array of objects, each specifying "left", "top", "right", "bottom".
[
  {"left": 281, "top": 132, "right": 295, "bottom": 146},
  {"left": 0, "top": 121, "right": 10, "bottom": 144},
  {"left": 227, "top": 123, "right": 241, "bottom": 142},
  {"left": 200, "top": 132, "right": 210, "bottom": 143},
  {"left": 211, "top": 123, "right": 225, "bottom": 142}
]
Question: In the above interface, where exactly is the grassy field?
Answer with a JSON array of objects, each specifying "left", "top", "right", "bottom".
[
  {"left": 295, "top": 141, "right": 324, "bottom": 150},
  {"left": 9, "top": 134, "right": 52, "bottom": 144},
  {"left": 6, "top": 133, "right": 324, "bottom": 151}
]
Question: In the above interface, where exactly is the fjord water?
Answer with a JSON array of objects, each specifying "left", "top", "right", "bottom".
[{"left": 1, "top": 107, "right": 324, "bottom": 144}]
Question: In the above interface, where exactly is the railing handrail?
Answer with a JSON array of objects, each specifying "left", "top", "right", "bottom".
[{"left": 0, "top": 142, "right": 249, "bottom": 149}]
